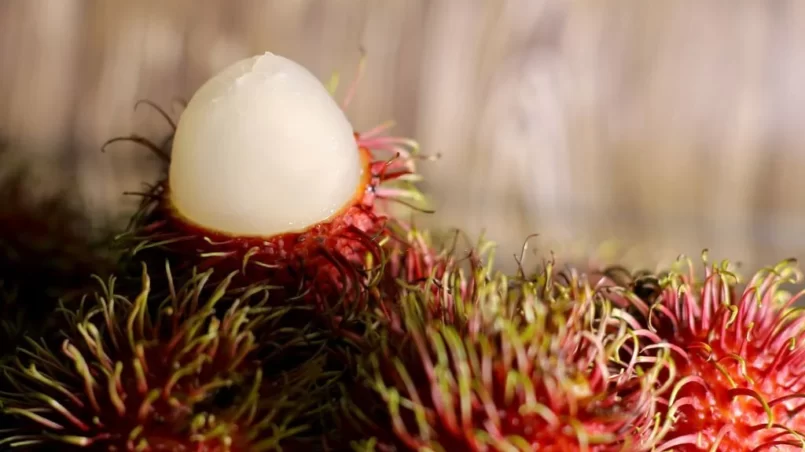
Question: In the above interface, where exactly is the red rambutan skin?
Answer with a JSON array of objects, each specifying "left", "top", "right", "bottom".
[
  {"left": 345, "top": 258, "right": 668, "bottom": 452},
  {"left": 601, "top": 257, "right": 805, "bottom": 451}
]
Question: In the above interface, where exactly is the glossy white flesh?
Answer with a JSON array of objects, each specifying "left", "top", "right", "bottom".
[{"left": 169, "top": 52, "right": 362, "bottom": 236}]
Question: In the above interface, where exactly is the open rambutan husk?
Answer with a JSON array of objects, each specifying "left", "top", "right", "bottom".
[
  {"left": 0, "top": 262, "right": 339, "bottom": 451},
  {"left": 337, "top": 240, "right": 672, "bottom": 451},
  {"left": 598, "top": 252, "right": 805, "bottom": 451},
  {"left": 109, "top": 65, "right": 432, "bottom": 319}
]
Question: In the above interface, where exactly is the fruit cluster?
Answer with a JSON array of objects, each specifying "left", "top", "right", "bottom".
[{"left": 1, "top": 53, "right": 805, "bottom": 451}]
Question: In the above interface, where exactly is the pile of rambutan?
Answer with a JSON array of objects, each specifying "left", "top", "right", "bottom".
[{"left": 2, "top": 51, "right": 805, "bottom": 452}]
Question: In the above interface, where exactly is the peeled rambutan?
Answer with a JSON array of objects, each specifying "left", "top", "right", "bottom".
[
  {"left": 112, "top": 52, "right": 429, "bottom": 312},
  {"left": 0, "top": 263, "right": 336, "bottom": 451},
  {"left": 600, "top": 252, "right": 805, "bottom": 450},
  {"left": 342, "top": 245, "right": 671, "bottom": 451}
]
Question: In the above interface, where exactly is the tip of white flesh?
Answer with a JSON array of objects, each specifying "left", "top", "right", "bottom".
[{"left": 169, "top": 52, "right": 363, "bottom": 237}]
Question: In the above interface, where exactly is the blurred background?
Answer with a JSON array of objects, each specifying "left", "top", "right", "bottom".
[{"left": 2, "top": 0, "right": 805, "bottom": 273}]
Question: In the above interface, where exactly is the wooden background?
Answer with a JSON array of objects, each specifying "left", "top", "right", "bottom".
[{"left": 2, "top": 0, "right": 805, "bottom": 272}]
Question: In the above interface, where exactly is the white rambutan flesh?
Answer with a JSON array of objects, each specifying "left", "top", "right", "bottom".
[{"left": 169, "top": 52, "right": 364, "bottom": 237}]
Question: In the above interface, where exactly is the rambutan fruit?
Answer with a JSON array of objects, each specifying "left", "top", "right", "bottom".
[
  {"left": 112, "top": 52, "right": 428, "bottom": 312},
  {"left": 599, "top": 252, "right": 805, "bottom": 450},
  {"left": 341, "top": 245, "right": 671, "bottom": 451},
  {"left": 0, "top": 263, "right": 337, "bottom": 451}
]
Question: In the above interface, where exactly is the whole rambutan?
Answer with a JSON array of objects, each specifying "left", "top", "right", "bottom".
[
  {"left": 111, "top": 52, "right": 429, "bottom": 312},
  {"left": 341, "top": 246, "right": 671, "bottom": 451},
  {"left": 0, "top": 263, "right": 337, "bottom": 451},
  {"left": 599, "top": 252, "right": 805, "bottom": 450}
]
